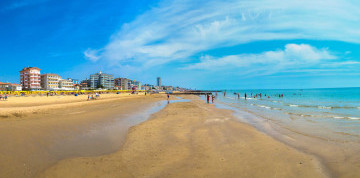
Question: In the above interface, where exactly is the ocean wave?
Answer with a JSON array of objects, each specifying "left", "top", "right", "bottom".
[
  {"left": 318, "top": 106, "right": 332, "bottom": 109},
  {"left": 289, "top": 104, "right": 299, "bottom": 107},
  {"left": 349, "top": 117, "right": 360, "bottom": 120},
  {"left": 257, "top": 105, "right": 271, "bottom": 109}
]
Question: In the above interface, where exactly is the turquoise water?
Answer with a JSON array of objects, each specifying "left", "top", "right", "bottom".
[
  {"left": 213, "top": 87, "right": 360, "bottom": 140},
  {"left": 223, "top": 87, "right": 360, "bottom": 119}
]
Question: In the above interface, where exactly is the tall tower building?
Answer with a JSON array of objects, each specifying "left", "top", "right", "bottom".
[{"left": 157, "top": 77, "right": 161, "bottom": 87}]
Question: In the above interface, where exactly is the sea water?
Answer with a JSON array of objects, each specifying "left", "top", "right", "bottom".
[{"left": 214, "top": 87, "right": 360, "bottom": 142}]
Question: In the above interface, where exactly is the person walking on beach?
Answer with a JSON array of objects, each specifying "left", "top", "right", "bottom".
[
  {"left": 4, "top": 94, "right": 7, "bottom": 100},
  {"left": 212, "top": 95, "right": 215, "bottom": 103},
  {"left": 167, "top": 94, "right": 170, "bottom": 100},
  {"left": 207, "top": 94, "right": 210, "bottom": 103}
]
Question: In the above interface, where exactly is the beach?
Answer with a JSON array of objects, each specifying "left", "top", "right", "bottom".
[
  {"left": 0, "top": 93, "right": 168, "bottom": 177},
  {"left": 1, "top": 93, "right": 350, "bottom": 177},
  {"left": 37, "top": 95, "right": 325, "bottom": 178}
]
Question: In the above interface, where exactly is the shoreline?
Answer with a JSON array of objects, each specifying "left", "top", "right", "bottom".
[
  {"left": 40, "top": 95, "right": 326, "bottom": 178},
  {"left": 214, "top": 97, "right": 360, "bottom": 178}
]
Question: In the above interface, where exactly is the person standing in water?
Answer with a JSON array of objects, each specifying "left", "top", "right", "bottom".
[
  {"left": 245, "top": 93, "right": 247, "bottom": 100},
  {"left": 238, "top": 93, "right": 240, "bottom": 99},
  {"left": 212, "top": 95, "right": 215, "bottom": 103}
]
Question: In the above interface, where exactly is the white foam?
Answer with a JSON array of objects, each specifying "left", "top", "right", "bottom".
[
  {"left": 258, "top": 105, "right": 271, "bottom": 109},
  {"left": 334, "top": 116, "right": 345, "bottom": 119},
  {"left": 318, "top": 106, "right": 332, "bottom": 109},
  {"left": 289, "top": 104, "right": 299, "bottom": 107},
  {"left": 357, "top": 107, "right": 360, "bottom": 110},
  {"left": 349, "top": 117, "right": 360, "bottom": 120},
  {"left": 272, "top": 108, "right": 281, "bottom": 110}
]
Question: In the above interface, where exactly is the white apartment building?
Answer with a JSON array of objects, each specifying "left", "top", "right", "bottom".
[
  {"left": 41, "top": 73, "right": 61, "bottom": 90},
  {"left": 59, "top": 79, "right": 74, "bottom": 90}
]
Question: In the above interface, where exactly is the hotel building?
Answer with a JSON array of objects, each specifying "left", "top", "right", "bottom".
[
  {"left": 89, "top": 71, "right": 114, "bottom": 89},
  {"left": 114, "top": 78, "right": 130, "bottom": 90},
  {"left": 59, "top": 79, "right": 74, "bottom": 90},
  {"left": 20, "top": 67, "right": 41, "bottom": 90},
  {"left": 41, "top": 73, "right": 61, "bottom": 90}
]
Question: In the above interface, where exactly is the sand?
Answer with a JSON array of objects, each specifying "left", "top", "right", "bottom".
[
  {"left": 0, "top": 93, "right": 145, "bottom": 118},
  {"left": 40, "top": 95, "right": 326, "bottom": 178},
  {"left": 0, "top": 93, "right": 167, "bottom": 178}
]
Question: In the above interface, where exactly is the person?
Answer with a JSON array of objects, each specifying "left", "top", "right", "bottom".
[
  {"left": 0, "top": 94, "right": 2, "bottom": 101},
  {"left": 244, "top": 93, "right": 247, "bottom": 100},
  {"left": 47, "top": 92, "right": 49, "bottom": 97},
  {"left": 212, "top": 95, "right": 215, "bottom": 103},
  {"left": 145, "top": 92, "right": 147, "bottom": 96},
  {"left": 167, "top": 94, "right": 170, "bottom": 100},
  {"left": 5, "top": 94, "right": 8, "bottom": 100},
  {"left": 238, "top": 93, "right": 240, "bottom": 99},
  {"left": 207, "top": 94, "right": 210, "bottom": 103},
  {"left": 224, "top": 92, "right": 226, "bottom": 96},
  {"left": 87, "top": 95, "right": 90, "bottom": 100}
]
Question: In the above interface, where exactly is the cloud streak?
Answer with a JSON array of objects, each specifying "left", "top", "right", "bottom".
[
  {"left": 183, "top": 44, "right": 337, "bottom": 71},
  {"left": 86, "top": 0, "right": 360, "bottom": 68}
]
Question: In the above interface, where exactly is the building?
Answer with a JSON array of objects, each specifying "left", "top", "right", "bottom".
[
  {"left": 67, "top": 78, "right": 79, "bottom": 84},
  {"left": 9, "top": 84, "right": 22, "bottom": 91},
  {"left": 134, "top": 81, "right": 141, "bottom": 90},
  {"left": 20, "top": 67, "right": 41, "bottom": 90},
  {"left": 157, "top": 77, "right": 161, "bottom": 87},
  {"left": 0, "top": 82, "right": 22, "bottom": 91},
  {"left": 80, "top": 82, "right": 89, "bottom": 90},
  {"left": 0, "top": 82, "right": 10, "bottom": 91},
  {"left": 89, "top": 71, "right": 114, "bottom": 89},
  {"left": 59, "top": 79, "right": 74, "bottom": 90},
  {"left": 114, "top": 78, "right": 130, "bottom": 90},
  {"left": 41, "top": 73, "right": 61, "bottom": 90}
]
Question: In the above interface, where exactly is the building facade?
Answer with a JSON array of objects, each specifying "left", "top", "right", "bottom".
[
  {"left": 59, "top": 79, "right": 74, "bottom": 90},
  {"left": 157, "top": 77, "right": 161, "bottom": 87},
  {"left": 114, "top": 78, "right": 130, "bottom": 90},
  {"left": 134, "top": 81, "right": 141, "bottom": 90},
  {"left": 20, "top": 67, "right": 41, "bottom": 90},
  {"left": 0, "top": 82, "right": 22, "bottom": 91},
  {"left": 41, "top": 73, "right": 61, "bottom": 90},
  {"left": 89, "top": 71, "right": 114, "bottom": 89}
]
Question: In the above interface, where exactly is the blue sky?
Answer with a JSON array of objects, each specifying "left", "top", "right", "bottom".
[{"left": 0, "top": 0, "right": 359, "bottom": 89}]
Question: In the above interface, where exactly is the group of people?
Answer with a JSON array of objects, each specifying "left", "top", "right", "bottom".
[
  {"left": 206, "top": 94, "right": 215, "bottom": 104},
  {"left": 0, "top": 94, "right": 8, "bottom": 101},
  {"left": 224, "top": 92, "right": 285, "bottom": 100},
  {"left": 87, "top": 93, "right": 100, "bottom": 100}
]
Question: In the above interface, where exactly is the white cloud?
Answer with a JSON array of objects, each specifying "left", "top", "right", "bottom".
[
  {"left": 84, "top": 0, "right": 360, "bottom": 68},
  {"left": 184, "top": 44, "right": 337, "bottom": 71},
  {"left": 84, "top": 48, "right": 101, "bottom": 62}
]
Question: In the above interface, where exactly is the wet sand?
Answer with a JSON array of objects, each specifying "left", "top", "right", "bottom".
[
  {"left": 0, "top": 93, "right": 167, "bottom": 178},
  {"left": 217, "top": 102, "right": 360, "bottom": 178},
  {"left": 40, "top": 96, "right": 326, "bottom": 178}
]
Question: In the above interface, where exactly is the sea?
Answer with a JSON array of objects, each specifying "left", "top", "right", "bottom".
[{"left": 212, "top": 87, "right": 360, "bottom": 142}]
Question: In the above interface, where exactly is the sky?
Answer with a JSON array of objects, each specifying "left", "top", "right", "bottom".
[{"left": 0, "top": 0, "right": 359, "bottom": 89}]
